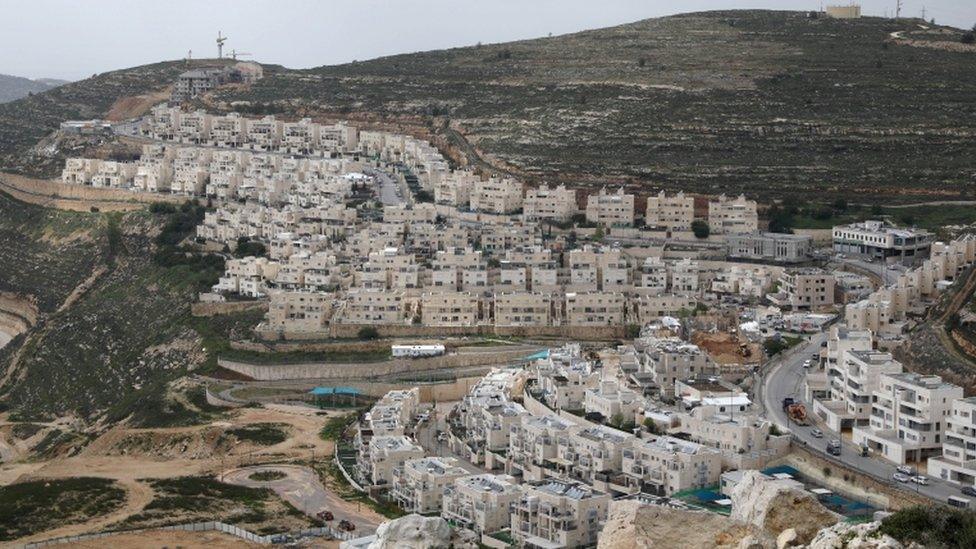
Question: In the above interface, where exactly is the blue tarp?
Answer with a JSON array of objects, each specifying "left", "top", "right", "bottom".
[
  {"left": 522, "top": 349, "right": 550, "bottom": 361},
  {"left": 309, "top": 386, "right": 362, "bottom": 396}
]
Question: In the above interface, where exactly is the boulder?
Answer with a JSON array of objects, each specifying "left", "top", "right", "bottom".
[
  {"left": 367, "top": 514, "right": 475, "bottom": 549},
  {"left": 730, "top": 471, "right": 840, "bottom": 545},
  {"left": 806, "top": 520, "right": 903, "bottom": 549},
  {"left": 775, "top": 528, "right": 797, "bottom": 549},
  {"left": 598, "top": 499, "right": 770, "bottom": 549}
]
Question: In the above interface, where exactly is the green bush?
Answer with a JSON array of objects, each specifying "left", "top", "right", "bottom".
[
  {"left": 879, "top": 505, "right": 976, "bottom": 548},
  {"left": 357, "top": 326, "right": 380, "bottom": 340},
  {"left": 691, "top": 220, "right": 710, "bottom": 239}
]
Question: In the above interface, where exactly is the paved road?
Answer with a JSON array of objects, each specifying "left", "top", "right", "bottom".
[
  {"left": 763, "top": 332, "right": 963, "bottom": 503},
  {"left": 364, "top": 166, "right": 410, "bottom": 207},
  {"left": 223, "top": 464, "right": 380, "bottom": 534},
  {"left": 837, "top": 258, "right": 902, "bottom": 286}
]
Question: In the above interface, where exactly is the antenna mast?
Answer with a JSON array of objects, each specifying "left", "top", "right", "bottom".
[{"left": 896, "top": 0, "right": 903, "bottom": 19}]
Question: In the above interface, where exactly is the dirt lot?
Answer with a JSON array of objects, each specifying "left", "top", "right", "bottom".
[
  {"left": 692, "top": 331, "right": 761, "bottom": 366},
  {"left": 60, "top": 528, "right": 273, "bottom": 548},
  {"left": 0, "top": 405, "right": 371, "bottom": 544}
]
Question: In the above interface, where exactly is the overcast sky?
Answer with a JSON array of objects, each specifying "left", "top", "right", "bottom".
[{"left": 2, "top": 0, "right": 974, "bottom": 80}]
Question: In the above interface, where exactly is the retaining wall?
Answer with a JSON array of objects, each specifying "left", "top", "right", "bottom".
[
  {"left": 258, "top": 322, "right": 625, "bottom": 341},
  {"left": 0, "top": 172, "right": 184, "bottom": 212},
  {"left": 773, "top": 443, "right": 930, "bottom": 510},
  {"left": 217, "top": 346, "right": 541, "bottom": 381},
  {"left": 191, "top": 300, "right": 268, "bottom": 317}
]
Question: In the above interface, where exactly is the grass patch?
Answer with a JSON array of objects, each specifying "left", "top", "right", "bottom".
[
  {"left": 224, "top": 423, "right": 289, "bottom": 446},
  {"left": 320, "top": 412, "right": 359, "bottom": 441},
  {"left": 249, "top": 470, "right": 288, "bottom": 482},
  {"left": 10, "top": 423, "right": 44, "bottom": 439},
  {"left": 0, "top": 477, "right": 126, "bottom": 541}
]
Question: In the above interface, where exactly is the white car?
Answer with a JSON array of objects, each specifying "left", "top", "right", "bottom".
[
  {"left": 810, "top": 429, "right": 824, "bottom": 438},
  {"left": 892, "top": 473, "right": 911, "bottom": 483},
  {"left": 911, "top": 475, "right": 929, "bottom": 485},
  {"left": 896, "top": 465, "right": 914, "bottom": 475}
]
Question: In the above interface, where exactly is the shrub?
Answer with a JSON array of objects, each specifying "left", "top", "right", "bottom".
[{"left": 962, "top": 31, "right": 975, "bottom": 45}]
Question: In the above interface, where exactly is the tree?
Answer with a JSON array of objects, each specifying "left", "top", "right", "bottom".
[
  {"left": 357, "top": 327, "right": 380, "bottom": 340},
  {"left": 691, "top": 220, "right": 710, "bottom": 239},
  {"left": 871, "top": 203, "right": 884, "bottom": 216},
  {"left": 962, "top": 31, "right": 975, "bottom": 45},
  {"left": 833, "top": 198, "right": 848, "bottom": 211}
]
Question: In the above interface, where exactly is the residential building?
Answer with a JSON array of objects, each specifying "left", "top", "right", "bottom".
[
  {"left": 585, "top": 187, "right": 634, "bottom": 227},
  {"left": 815, "top": 350, "right": 903, "bottom": 432},
  {"left": 523, "top": 184, "right": 578, "bottom": 223},
  {"left": 645, "top": 191, "right": 694, "bottom": 232},
  {"left": 421, "top": 291, "right": 481, "bottom": 327},
  {"left": 441, "top": 474, "right": 523, "bottom": 535},
  {"left": 583, "top": 378, "right": 641, "bottom": 422},
  {"left": 510, "top": 480, "right": 610, "bottom": 549},
  {"left": 564, "top": 292, "right": 625, "bottom": 326},
  {"left": 471, "top": 176, "right": 523, "bottom": 214},
  {"left": 391, "top": 457, "right": 470, "bottom": 514},
  {"left": 854, "top": 373, "right": 962, "bottom": 464},
  {"left": 640, "top": 339, "right": 718, "bottom": 400},
  {"left": 266, "top": 290, "right": 334, "bottom": 332},
  {"left": 494, "top": 292, "right": 554, "bottom": 327},
  {"left": 708, "top": 194, "right": 758, "bottom": 234},
  {"left": 359, "top": 435, "right": 425, "bottom": 487},
  {"left": 928, "top": 397, "right": 976, "bottom": 489},
  {"left": 621, "top": 435, "right": 722, "bottom": 495},
  {"left": 771, "top": 268, "right": 834, "bottom": 310}
]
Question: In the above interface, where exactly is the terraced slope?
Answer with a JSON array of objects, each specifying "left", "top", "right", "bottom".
[{"left": 221, "top": 10, "right": 976, "bottom": 202}]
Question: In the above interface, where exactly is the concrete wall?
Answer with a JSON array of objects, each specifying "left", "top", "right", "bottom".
[
  {"left": 0, "top": 172, "right": 184, "bottom": 212},
  {"left": 217, "top": 346, "right": 541, "bottom": 381},
  {"left": 258, "top": 322, "right": 626, "bottom": 341},
  {"left": 773, "top": 444, "right": 929, "bottom": 510}
]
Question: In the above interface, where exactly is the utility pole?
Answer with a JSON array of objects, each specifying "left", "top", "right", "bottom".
[{"left": 896, "top": 0, "right": 903, "bottom": 19}]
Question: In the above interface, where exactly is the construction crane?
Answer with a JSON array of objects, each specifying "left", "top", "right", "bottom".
[
  {"left": 216, "top": 31, "right": 227, "bottom": 59},
  {"left": 229, "top": 49, "right": 252, "bottom": 60}
]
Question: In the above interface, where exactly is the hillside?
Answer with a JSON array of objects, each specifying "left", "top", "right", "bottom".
[
  {"left": 0, "top": 60, "right": 225, "bottom": 176},
  {"left": 0, "top": 74, "right": 67, "bottom": 104},
  {"left": 215, "top": 10, "right": 976, "bottom": 202}
]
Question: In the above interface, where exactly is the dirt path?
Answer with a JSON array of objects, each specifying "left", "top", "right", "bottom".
[
  {"left": 222, "top": 464, "right": 382, "bottom": 534},
  {"left": 15, "top": 478, "right": 154, "bottom": 544}
]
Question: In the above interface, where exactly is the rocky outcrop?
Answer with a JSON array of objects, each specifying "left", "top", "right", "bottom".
[
  {"left": 598, "top": 500, "right": 768, "bottom": 549},
  {"left": 730, "top": 471, "right": 841, "bottom": 545},
  {"left": 367, "top": 514, "right": 476, "bottom": 549},
  {"left": 806, "top": 520, "right": 902, "bottom": 549}
]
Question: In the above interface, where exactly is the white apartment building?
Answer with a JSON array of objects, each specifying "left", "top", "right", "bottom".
[
  {"left": 675, "top": 405, "right": 784, "bottom": 467},
  {"left": 523, "top": 184, "right": 578, "bottom": 223},
  {"left": 621, "top": 435, "right": 722, "bottom": 495},
  {"left": 471, "top": 176, "right": 523, "bottom": 214},
  {"left": 853, "top": 372, "right": 962, "bottom": 465},
  {"left": 708, "top": 194, "right": 758, "bottom": 234},
  {"left": 510, "top": 480, "right": 610, "bottom": 549},
  {"left": 507, "top": 414, "right": 579, "bottom": 482},
  {"left": 633, "top": 294, "right": 697, "bottom": 324},
  {"left": 266, "top": 290, "right": 334, "bottom": 332},
  {"left": 772, "top": 268, "right": 834, "bottom": 310},
  {"left": 359, "top": 435, "right": 426, "bottom": 487},
  {"left": 640, "top": 339, "right": 718, "bottom": 400},
  {"left": 564, "top": 292, "right": 626, "bottom": 326},
  {"left": 645, "top": 191, "right": 694, "bottom": 232},
  {"left": 391, "top": 456, "right": 470, "bottom": 514},
  {"left": 441, "top": 474, "right": 523, "bottom": 536},
  {"left": 928, "top": 397, "right": 976, "bottom": 489},
  {"left": 583, "top": 378, "right": 641, "bottom": 422},
  {"left": 815, "top": 350, "right": 903, "bottom": 432},
  {"left": 670, "top": 258, "right": 700, "bottom": 296},
  {"left": 435, "top": 170, "right": 478, "bottom": 207},
  {"left": 341, "top": 289, "right": 407, "bottom": 325},
  {"left": 421, "top": 291, "right": 481, "bottom": 327},
  {"left": 560, "top": 425, "right": 635, "bottom": 488},
  {"left": 494, "top": 292, "right": 554, "bottom": 327},
  {"left": 585, "top": 187, "right": 634, "bottom": 227},
  {"left": 636, "top": 257, "right": 669, "bottom": 294}
]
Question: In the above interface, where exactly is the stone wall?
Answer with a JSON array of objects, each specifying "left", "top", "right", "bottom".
[
  {"left": 217, "top": 346, "right": 541, "bottom": 381},
  {"left": 190, "top": 300, "right": 268, "bottom": 317},
  {"left": 0, "top": 172, "right": 184, "bottom": 212}
]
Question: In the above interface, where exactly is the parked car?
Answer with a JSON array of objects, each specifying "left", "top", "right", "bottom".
[
  {"left": 911, "top": 475, "right": 929, "bottom": 485},
  {"left": 896, "top": 465, "right": 914, "bottom": 475},
  {"left": 803, "top": 360, "right": 812, "bottom": 369},
  {"left": 317, "top": 510, "right": 334, "bottom": 521},
  {"left": 961, "top": 486, "right": 976, "bottom": 497},
  {"left": 811, "top": 428, "right": 824, "bottom": 438},
  {"left": 892, "top": 472, "right": 911, "bottom": 483}
]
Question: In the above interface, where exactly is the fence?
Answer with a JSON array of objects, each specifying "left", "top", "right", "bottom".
[{"left": 20, "top": 519, "right": 356, "bottom": 548}]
